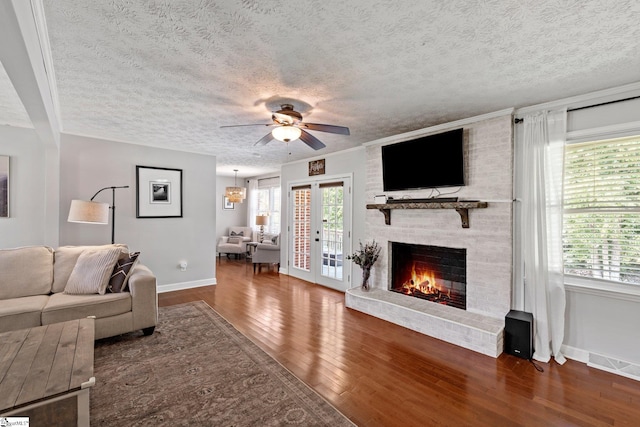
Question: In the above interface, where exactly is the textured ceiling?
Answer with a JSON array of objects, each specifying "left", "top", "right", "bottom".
[{"left": 3, "top": 1, "right": 640, "bottom": 176}]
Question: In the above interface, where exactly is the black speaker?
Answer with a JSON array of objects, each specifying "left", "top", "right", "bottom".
[{"left": 504, "top": 310, "right": 533, "bottom": 359}]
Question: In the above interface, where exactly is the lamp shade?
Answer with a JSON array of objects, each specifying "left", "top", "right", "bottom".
[
  {"left": 68, "top": 199, "right": 109, "bottom": 224},
  {"left": 225, "top": 186, "right": 246, "bottom": 203},
  {"left": 225, "top": 169, "right": 247, "bottom": 203},
  {"left": 272, "top": 125, "right": 302, "bottom": 142},
  {"left": 255, "top": 215, "right": 268, "bottom": 226}
]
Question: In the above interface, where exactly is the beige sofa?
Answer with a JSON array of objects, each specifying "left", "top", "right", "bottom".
[{"left": 0, "top": 245, "right": 158, "bottom": 340}]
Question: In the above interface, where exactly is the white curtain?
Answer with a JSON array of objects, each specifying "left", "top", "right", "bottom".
[
  {"left": 247, "top": 179, "right": 258, "bottom": 241},
  {"left": 521, "top": 109, "right": 567, "bottom": 364}
]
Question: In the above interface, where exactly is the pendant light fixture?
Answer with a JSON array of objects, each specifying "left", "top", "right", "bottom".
[{"left": 225, "top": 169, "right": 246, "bottom": 203}]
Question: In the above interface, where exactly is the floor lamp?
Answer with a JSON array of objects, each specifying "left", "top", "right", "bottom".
[{"left": 68, "top": 186, "right": 129, "bottom": 244}]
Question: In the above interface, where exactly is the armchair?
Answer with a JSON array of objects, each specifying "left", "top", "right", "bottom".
[
  {"left": 252, "top": 233, "right": 281, "bottom": 273},
  {"left": 217, "top": 226, "right": 252, "bottom": 259}
]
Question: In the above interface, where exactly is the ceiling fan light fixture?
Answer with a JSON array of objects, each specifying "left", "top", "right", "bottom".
[
  {"left": 225, "top": 169, "right": 246, "bottom": 203},
  {"left": 272, "top": 125, "right": 302, "bottom": 143}
]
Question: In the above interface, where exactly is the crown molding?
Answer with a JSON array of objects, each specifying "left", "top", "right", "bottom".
[
  {"left": 515, "top": 82, "right": 640, "bottom": 115},
  {"left": 363, "top": 108, "right": 514, "bottom": 147}
]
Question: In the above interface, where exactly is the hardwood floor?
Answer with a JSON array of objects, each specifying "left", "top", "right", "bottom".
[{"left": 159, "top": 258, "right": 640, "bottom": 426}]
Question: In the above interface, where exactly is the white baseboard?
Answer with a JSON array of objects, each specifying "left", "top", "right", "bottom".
[
  {"left": 562, "top": 344, "right": 640, "bottom": 382},
  {"left": 561, "top": 345, "right": 589, "bottom": 363},
  {"left": 157, "top": 278, "right": 216, "bottom": 293}
]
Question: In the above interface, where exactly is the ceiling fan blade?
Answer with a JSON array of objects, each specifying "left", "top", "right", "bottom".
[
  {"left": 300, "top": 123, "right": 350, "bottom": 135},
  {"left": 220, "top": 123, "right": 273, "bottom": 128},
  {"left": 299, "top": 129, "right": 326, "bottom": 150},
  {"left": 254, "top": 132, "right": 275, "bottom": 146}
]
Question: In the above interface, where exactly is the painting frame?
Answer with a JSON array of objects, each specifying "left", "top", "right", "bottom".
[
  {"left": 223, "top": 196, "right": 235, "bottom": 210},
  {"left": 308, "top": 158, "right": 325, "bottom": 176},
  {"left": 136, "top": 165, "right": 183, "bottom": 218},
  {"left": 0, "top": 155, "right": 9, "bottom": 218}
]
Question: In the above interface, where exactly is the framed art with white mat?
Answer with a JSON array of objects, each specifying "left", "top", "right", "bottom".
[{"left": 136, "top": 165, "right": 183, "bottom": 218}]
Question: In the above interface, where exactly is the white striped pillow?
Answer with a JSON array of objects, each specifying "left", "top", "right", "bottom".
[{"left": 64, "top": 247, "right": 122, "bottom": 295}]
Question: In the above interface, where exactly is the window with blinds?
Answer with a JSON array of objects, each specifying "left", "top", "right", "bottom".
[{"left": 563, "top": 135, "right": 640, "bottom": 285}]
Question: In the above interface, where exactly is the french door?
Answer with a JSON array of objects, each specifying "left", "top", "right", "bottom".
[{"left": 288, "top": 176, "right": 351, "bottom": 291}]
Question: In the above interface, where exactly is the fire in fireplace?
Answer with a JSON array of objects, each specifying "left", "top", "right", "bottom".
[{"left": 389, "top": 242, "right": 466, "bottom": 310}]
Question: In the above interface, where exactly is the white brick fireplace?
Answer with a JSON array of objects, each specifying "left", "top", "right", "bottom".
[{"left": 346, "top": 112, "right": 513, "bottom": 357}]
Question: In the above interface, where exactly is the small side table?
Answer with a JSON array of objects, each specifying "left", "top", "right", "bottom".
[{"left": 246, "top": 242, "right": 258, "bottom": 259}]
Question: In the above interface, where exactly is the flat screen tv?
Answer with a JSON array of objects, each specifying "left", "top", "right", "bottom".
[{"left": 382, "top": 128, "right": 464, "bottom": 191}]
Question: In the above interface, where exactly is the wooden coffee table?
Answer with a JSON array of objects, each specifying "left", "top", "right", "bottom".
[{"left": 0, "top": 318, "right": 95, "bottom": 426}]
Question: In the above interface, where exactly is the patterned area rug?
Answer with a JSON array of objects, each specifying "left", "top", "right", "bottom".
[{"left": 91, "top": 301, "right": 355, "bottom": 426}]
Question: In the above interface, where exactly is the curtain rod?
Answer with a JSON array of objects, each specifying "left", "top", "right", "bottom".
[{"left": 514, "top": 94, "right": 640, "bottom": 123}]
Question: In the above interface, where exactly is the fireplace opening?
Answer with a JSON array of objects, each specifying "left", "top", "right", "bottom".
[{"left": 389, "top": 242, "right": 466, "bottom": 310}]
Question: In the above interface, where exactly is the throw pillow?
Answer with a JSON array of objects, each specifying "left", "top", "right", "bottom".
[
  {"left": 64, "top": 247, "right": 122, "bottom": 295},
  {"left": 271, "top": 235, "right": 279, "bottom": 245},
  {"left": 227, "top": 237, "right": 241, "bottom": 244},
  {"left": 107, "top": 252, "right": 140, "bottom": 293},
  {"left": 230, "top": 230, "right": 244, "bottom": 237},
  {"left": 52, "top": 244, "right": 129, "bottom": 293}
]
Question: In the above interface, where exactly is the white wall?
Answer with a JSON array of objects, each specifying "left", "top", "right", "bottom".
[
  {"left": 0, "top": 126, "right": 48, "bottom": 247},
  {"left": 59, "top": 134, "right": 217, "bottom": 289},
  {"left": 280, "top": 147, "right": 367, "bottom": 280}
]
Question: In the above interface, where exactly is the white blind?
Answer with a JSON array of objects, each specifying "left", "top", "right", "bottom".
[
  {"left": 258, "top": 176, "right": 280, "bottom": 188},
  {"left": 563, "top": 135, "right": 640, "bottom": 284}
]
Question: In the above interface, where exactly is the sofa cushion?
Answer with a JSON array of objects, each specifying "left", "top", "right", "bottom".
[
  {"left": 64, "top": 247, "right": 122, "bottom": 295},
  {"left": 263, "top": 233, "right": 279, "bottom": 245},
  {"left": 107, "top": 252, "right": 140, "bottom": 293},
  {"left": 42, "top": 292, "right": 132, "bottom": 325},
  {"left": 0, "top": 295, "right": 49, "bottom": 333},
  {"left": 52, "top": 244, "right": 128, "bottom": 293},
  {"left": 0, "top": 246, "right": 53, "bottom": 300}
]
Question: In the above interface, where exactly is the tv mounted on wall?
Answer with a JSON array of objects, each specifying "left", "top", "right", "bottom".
[{"left": 381, "top": 128, "right": 465, "bottom": 192}]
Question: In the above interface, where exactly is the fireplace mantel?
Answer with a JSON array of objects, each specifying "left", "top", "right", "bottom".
[{"left": 366, "top": 200, "right": 488, "bottom": 227}]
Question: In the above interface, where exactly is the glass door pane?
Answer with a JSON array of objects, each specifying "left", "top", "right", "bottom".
[
  {"left": 292, "top": 186, "right": 311, "bottom": 272},
  {"left": 320, "top": 183, "right": 344, "bottom": 281}
]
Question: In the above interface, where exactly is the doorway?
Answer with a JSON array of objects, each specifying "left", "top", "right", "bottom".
[{"left": 288, "top": 176, "right": 352, "bottom": 291}]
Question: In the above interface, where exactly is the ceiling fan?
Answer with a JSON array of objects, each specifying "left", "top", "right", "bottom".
[{"left": 221, "top": 104, "right": 350, "bottom": 150}]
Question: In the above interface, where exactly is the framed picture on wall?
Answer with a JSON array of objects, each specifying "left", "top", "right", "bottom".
[
  {"left": 309, "top": 158, "right": 325, "bottom": 176},
  {"left": 223, "top": 196, "right": 234, "bottom": 210},
  {"left": 0, "top": 155, "right": 9, "bottom": 218},
  {"left": 136, "top": 165, "right": 183, "bottom": 218}
]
